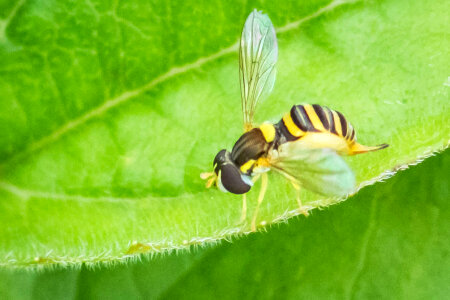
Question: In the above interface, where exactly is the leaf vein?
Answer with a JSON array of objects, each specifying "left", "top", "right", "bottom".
[{"left": 0, "top": 0, "right": 26, "bottom": 39}]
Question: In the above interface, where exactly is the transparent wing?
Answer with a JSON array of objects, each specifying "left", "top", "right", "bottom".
[
  {"left": 240, "top": 9, "right": 278, "bottom": 130},
  {"left": 270, "top": 141, "right": 356, "bottom": 197}
]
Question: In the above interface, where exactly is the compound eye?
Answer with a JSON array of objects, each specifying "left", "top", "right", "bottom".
[{"left": 218, "top": 164, "right": 252, "bottom": 194}]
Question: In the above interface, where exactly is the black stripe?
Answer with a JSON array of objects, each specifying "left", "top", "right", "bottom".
[
  {"left": 350, "top": 128, "right": 355, "bottom": 141},
  {"left": 336, "top": 111, "right": 348, "bottom": 138},
  {"left": 291, "top": 105, "right": 317, "bottom": 132},
  {"left": 289, "top": 106, "right": 307, "bottom": 132},
  {"left": 231, "top": 135, "right": 246, "bottom": 161},
  {"left": 324, "top": 107, "right": 337, "bottom": 135},
  {"left": 312, "top": 104, "right": 329, "bottom": 130},
  {"left": 301, "top": 105, "right": 320, "bottom": 132},
  {"left": 231, "top": 129, "right": 260, "bottom": 161},
  {"left": 277, "top": 119, "right": 297, "bottom": 142}
]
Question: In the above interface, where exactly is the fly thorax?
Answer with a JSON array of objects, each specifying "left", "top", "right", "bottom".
[{"left": 231, "top": 128, "right": 273, "bottom": 175}]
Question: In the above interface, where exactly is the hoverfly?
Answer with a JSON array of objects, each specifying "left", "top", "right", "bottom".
[{"left": 201, "top": 10, "right": 388, "bottom": 231}]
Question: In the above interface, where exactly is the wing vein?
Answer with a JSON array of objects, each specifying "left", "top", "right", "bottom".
[{"left": 239, "top": 10, "right": 278, "bottom": 130}]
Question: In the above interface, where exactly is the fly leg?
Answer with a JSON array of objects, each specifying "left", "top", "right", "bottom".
[
  {"left": 240, "top": 193, "right": 247, "bottom": 223},
  {"left": 251, "top": 172, "right": 268, "bottom": 231},
  {"left": 200, "top": 172, "right": 216, "bottom": 188},
  {"left": 240, "top": 174, "right": 261, "bottom": 223},
  {"left": 291, "top": 181, "right": 309, "bottom": 216}
]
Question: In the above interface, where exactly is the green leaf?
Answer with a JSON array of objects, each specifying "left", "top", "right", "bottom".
[
  {"left": 0, "top": 0, "right": 448, "bottom": 268},
  {"left": 159, "top": 153, "right": 450, "bottom": 300},
  {"left": 0, "top": 149, "right": 448, "bottom": 299}
]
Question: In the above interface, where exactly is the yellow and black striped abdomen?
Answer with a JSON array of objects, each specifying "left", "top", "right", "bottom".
[
  {"left": 280, "top": 104, "right": 356, "bottom": 142},
  {"left": 277, "top": 104, "right": 388, "bottom": 155}
]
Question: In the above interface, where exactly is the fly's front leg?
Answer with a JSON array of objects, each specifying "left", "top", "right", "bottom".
[
  {"left": 251, "top": 172, "right": 268, "bottom": 232},
  {"left": 200, "top": 172, "right": 217, "bottom": 188},
  {"left": 252, "top": 173, "right": 261, "bottom": 184}
]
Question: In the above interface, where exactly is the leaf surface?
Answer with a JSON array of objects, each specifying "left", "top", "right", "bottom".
[
  {"left": 1, "top": 150, "right": 448, "bottom": 299},
  {"left": 0, "top": 0, "right": 448, "bottom": 267}
]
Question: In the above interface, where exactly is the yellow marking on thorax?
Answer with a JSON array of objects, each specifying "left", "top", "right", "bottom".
[
  {"left": 331, "top": 110, "right": 343, "bottom": 137},
  {"left": 252, "top": 157, "right": 271, "bottom": 174},
  {"left": 240, "top": 159, "right": 256, "bottom": 173},
  {"left": 303, "top": 104, "right": 325, "bottom": 132},
  {"left": 259, "top": 123, "right": 276, "bottom": 143},
  {"left": 282, "top": 113, "right": 304, "bottom": 137},
  {"left": 256, "top": 156, "right": 270, "bottom": 167}
]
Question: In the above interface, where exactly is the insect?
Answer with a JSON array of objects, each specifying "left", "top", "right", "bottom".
[{"left": 201, "top": 10, "right": 388, "bottom": 231}]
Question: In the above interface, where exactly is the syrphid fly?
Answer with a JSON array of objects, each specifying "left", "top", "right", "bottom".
[{"left": 201, "top": 10, "right": 388, "bottom": 231}]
